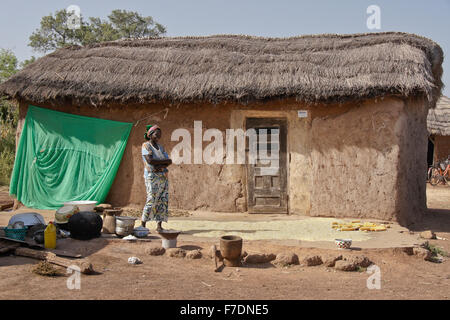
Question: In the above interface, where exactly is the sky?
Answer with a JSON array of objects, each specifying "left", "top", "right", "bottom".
[{"left": 1, "top": 0, "right": 449, "bottom": 96}]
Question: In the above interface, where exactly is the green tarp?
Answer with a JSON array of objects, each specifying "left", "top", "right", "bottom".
[{"left": 9, "top": 105, "right": 132, "bottom": 209}]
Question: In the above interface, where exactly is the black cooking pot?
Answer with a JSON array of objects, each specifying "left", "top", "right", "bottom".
[
  {"left": 55, "top": 222, "right": 70, "bottom": 231},
  {"left": 68, "top": 211, "right": 103, "bottom": 240},
  {"left": 33, "top": 230, "right": 45, "bottom": 244}
]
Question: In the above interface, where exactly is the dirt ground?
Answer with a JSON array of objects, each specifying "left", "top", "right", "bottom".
[{"left": 0, "top": 185, "right": 449, "bottom": 300}]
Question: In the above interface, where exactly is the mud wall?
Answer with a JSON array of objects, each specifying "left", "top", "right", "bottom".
[
  {"left": 16, "top": 97, "right": 429, "bottom": 225},
  {"left": 395, "top": 97, "right": 429, "bottom": 225},
  {"left": 308, "top": 97, "right": 428, "bottom": 226},
  {"left": 17, "top": 101, "right": 245, "bottom": 212},
  {"left": 434, "top": 135, "right": 450, "bottom": 161},
  {"left": 309, "top": 98, "right": 403, "bottom": 221}
]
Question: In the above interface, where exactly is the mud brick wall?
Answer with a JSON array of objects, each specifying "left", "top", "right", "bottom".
[
  {"left": 434, "top": 135, "right": 450, "bottom": 162},
  {"left": 17, "top": 96, "right": 430, "bottom": 225},
  {"left": 308, "top": 97, "right": 427, "bottom": 226}
]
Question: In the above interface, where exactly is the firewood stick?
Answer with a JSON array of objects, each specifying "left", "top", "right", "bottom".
[
  {"left": 212, "top": 245, "right": 225, "bottom": 272},
  {"left": 212, "top": 245, "right": 218, "bottom": 269},
  {"left": 0, "top": 243, "right": 20, "bottom": 254},
  {"left": 14, "top": 247, "right": 93, "bottom": 274}
]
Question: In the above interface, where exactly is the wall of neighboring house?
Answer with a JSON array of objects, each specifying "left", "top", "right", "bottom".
[{"left": 434, "top": 135, "right": 450, "bottom": 162}]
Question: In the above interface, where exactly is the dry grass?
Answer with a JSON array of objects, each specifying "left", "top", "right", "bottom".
[
  {"left": 428, "top": 95, "right": 450, "bottom": 136},
  {"left": 0, "top": 32, "right": 443, "bottom": 107},
  {"left": 31, "top": 261, "right": 63, "bottom": 277}
]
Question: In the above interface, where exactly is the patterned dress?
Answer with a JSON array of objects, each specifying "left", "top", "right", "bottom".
[{"left": 141, "top": 141, "right": 169, "bottom": 223}]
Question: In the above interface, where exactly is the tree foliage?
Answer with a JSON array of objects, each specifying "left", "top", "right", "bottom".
[
  {"left": 0, "top": 49, "right": 18, "bottom": 83},
  {"left": 29, "top": 9, "right": 167, "bottom": 52},
  {"left": 0, "top": 49, "right": 19, "bottom": 126},
  {"left": 0, "top": 50, "right": 20, "bottom": 185}
]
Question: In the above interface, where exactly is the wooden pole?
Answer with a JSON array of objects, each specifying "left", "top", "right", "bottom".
[{"left": 14, "top": 247, "right": 93, "bottom": 274}]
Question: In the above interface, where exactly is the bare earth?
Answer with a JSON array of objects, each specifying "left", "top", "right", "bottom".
[{"left": 0, "top": 185, "right": 449, "bottom": 300}]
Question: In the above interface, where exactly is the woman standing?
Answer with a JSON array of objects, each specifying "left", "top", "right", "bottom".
[{"left": 141, "top": 125, "right": 172, "bottom": 231}]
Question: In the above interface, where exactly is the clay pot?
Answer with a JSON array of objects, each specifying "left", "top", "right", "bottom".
[
  {"left": 102, "top": 208, "right": 123, "bottom": 234},
  {"left": 68, "top": 211, "right": 103, "bottom": 240},
  {"left": 220, "top": 235, "right": 243, "bottom": 267}
]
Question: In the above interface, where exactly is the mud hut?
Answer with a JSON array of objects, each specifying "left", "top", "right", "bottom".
[
  {"left": 0, "top": 32, "right": 444, "bottom": 226},
  {"left": 427, "top": 95, "right": 450, "bottom": 164}
]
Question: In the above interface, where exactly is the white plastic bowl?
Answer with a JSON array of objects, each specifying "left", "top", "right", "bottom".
[{"left": 63, "top": 201, "right": 97, "bottom": 212}]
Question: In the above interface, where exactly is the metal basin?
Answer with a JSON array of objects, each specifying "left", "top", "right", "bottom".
[{"left": 115, "top": 216, "right": 136, "bottom": 237}]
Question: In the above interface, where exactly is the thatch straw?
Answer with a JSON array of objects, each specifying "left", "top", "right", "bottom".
[
  {"left": 428, "top": 95, "right": 450, "bottom": 136},
  {"left": 0, "top": 32, "right": 443, "bottom": 106}
]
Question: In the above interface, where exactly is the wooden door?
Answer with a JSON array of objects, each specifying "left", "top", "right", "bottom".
[{"left": 246, "top": 118, "right": 288, "bottom": 214}]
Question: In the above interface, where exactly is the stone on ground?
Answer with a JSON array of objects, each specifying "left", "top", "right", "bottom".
[
  {"left": 146, "top": 247, "right": 166, "bottom": 256},
  {"left": 334, "top": 255, "right": 373, "bottom": 272},
  {"left": 186, "top": 250, "right": 203, "bottom": 259},
  {"left": 243, "top": 253, "right": 276, "bottom": 264},
  {"left": 273, "top": 253, "right": 299, "bottom": 267},
  {"left": 166, "top": 248, "right": 186, "bottom": 258},
  {"left": 301, "top": 255, "right": 323, "bottom": 267},
  {"left": 322, "top": 255, "right": 343, "bottom": 267},
  {"left": 420, "top": 230, "right": 436, "bottom": 240},
  {"left": 413, "top": 247, "right": 433, "bottom": 261}
]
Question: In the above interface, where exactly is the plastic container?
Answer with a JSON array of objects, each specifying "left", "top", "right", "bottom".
[
  {"left": 4, "top": 227, "right": 28, "bottom": 241},
  {"left": 133, "top": 226, "right": 150, "bottom": 238},
  {"left": 63, "top": 201, "right": 97, "bottom": 212},
  {"left": 44, "top": 222, "right": 57, "bottom": 249},
  {"left": 55, "top": 205, "right": 79, "bottom": 224}
]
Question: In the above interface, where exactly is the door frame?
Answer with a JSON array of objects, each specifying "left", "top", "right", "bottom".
[{"left": 245, "top": 117, "right": 289, "bottom": 214}]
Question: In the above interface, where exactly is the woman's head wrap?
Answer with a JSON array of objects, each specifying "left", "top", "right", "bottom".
[{"left": 144, "top": 124, "right": 161, "bottom": 140}]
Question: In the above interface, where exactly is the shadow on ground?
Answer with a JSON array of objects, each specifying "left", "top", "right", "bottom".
[{"left": 409, "top": 208, "right": 450, "bottom": 233}]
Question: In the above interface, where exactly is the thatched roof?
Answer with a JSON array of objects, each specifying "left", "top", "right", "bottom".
[
  {"left": 428, "top": 95, "right": 450, "bottom": 136},
  {"left": 0, "top": 32, "right": 444, "bottom": 106}
]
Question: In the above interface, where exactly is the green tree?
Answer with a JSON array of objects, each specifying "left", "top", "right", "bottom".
[
  {"left": 28, "top": 9, "right": 83, "bottom": 52},
  {"left": 19, "top": 56, "right": 37, "bottom": 69},
  {"left": 107, "top": 9, "right": 166, "bottom": 39},
  {"left": 0, "top": 49, "right": 19, "bottom": 125},
  {"left": 29, "top": 9, "right": 167, "bottom": 52},
  {"left": 0, "top": 50, "right": 20, "bottom": 185},
  {"left": 0, "top": 49, "right": 18, "bottom": 83}
]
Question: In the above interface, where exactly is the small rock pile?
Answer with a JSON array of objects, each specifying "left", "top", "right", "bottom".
[
  {"left": 420, "top": 230, "right": 436, "bottom": 240},
  {"left": 268, "top": 252, "right": 373, "bottom": 272},
  {"left": 273, "top": 253, "right": 299, "bottom": 267},
  {"left": 142, "top": 238, "right": 441, "bottom": 269},
  {"left": 146, "top": 247, "right": 203, "bottom": 259}
]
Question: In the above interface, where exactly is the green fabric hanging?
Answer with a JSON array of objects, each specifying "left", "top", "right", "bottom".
[{"left": 9, "top": 105, "right": 132, "bottom": 209}]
